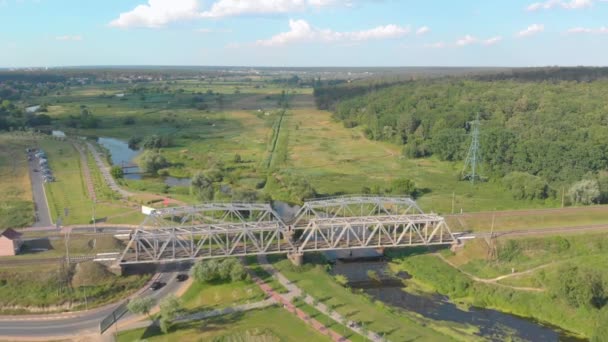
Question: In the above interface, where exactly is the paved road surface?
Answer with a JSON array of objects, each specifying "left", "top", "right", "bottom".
[
  {"left": 27, "top": 154, "right": 52, "bottom": 228},
  {"left": 0, "top": 271, "right": 183, "bottom": 340}
]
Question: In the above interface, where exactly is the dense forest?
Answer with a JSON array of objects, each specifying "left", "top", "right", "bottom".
[{"left": 319, "top": 77, "right": 608, "bottom": 204}]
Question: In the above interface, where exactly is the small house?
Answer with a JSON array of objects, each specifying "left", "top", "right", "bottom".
[{"left": 0, "top": 228, "right": 23, "bottom": 256}]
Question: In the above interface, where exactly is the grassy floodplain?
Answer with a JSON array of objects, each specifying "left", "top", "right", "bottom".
[
  {"left": 390, "top": 232, "right": 608, "bottom": 339},
  {"left": 269, "top": 254, "right": 479, "bottom": 341},
  {"left": 117, "top": 307, "right": 332, "bottom": 342},
  {"left": 27, "top": 78, "right": 592, "bottom": 217}
]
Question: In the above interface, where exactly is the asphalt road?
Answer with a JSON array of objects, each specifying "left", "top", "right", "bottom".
[
  {"left": 0, "top": 271, "right": 185, "bottom": 339},
  {"left": 28, "top": 153, "right": 52, "bottom": 228}
]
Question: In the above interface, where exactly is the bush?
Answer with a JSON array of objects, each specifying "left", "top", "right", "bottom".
[
  {"left": 71, "top": 261, "right": 114, "bottom": 288},
  {"left": 503, "top": 172, "right": 551, "bottom": 200},
  {"left": 191, "top": 258, "right": 246, "bottom": 283},
  {"left": 110, "top": 166, "right": 124, "bottom": 179},
  {"left": 390, "top": 177, "right": 417, "bottom": 197},
  {"left": 568, "top": 179, "right": 600, "bottom": 205},
  {"left": 139, "top": 151, "right": 169, "bottom": 176},
  {"left": 191, "top": 172, "right": 214, "bottom": 201}
]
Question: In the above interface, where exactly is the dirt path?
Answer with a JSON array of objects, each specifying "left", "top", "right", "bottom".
[
  {"left": 86, "top": 142, "right": 133, "bottom": 199},
  {"left": 434, "top": 253, "right": 546, "bottom": 292}
]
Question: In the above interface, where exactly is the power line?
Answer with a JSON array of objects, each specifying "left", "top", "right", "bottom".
[{"left": 461, "top": 113, "right": 483, "bottom": 184}]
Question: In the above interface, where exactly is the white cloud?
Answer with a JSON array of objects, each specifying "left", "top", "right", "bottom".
[
  {"left": 415, "top": 26, "right": 430, "bottom": 36},
  {"left": 424, "top": 41, "right": 445, "bottom": 49},
  {"left": 567, "top": 26, "right": 608, "bottom": 33},
  {"left": 483, "top": 36, "right": 503, "bottom": 45},
  {"left": 456, "top": 34, "right": 477, "bottom": 46},
  {"left": 255, "top": 19, "right": 410, "bottom": 46},
  {"left": 55, "top": 35, "right": 83, "bottom": 41},
  {"left": 526, "top": 0, "right": 593, "bottom": 11},
  {"left": 517, "top": 24, "right": 544, "bottom": 37},
  {"left": 109, "top": 0, "right": 360, "bottom": 27},
  {"left": 109, "top": 0, "right": 201, "bottom": 28}
]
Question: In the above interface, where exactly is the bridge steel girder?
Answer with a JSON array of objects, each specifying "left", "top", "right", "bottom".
[
  {"left": 140, "top": 202, "right": 284, "bottom": 228},
  {"left": 117, "top": 197, "right": 455, "bottom": 265},
  {"left": 295, "top": 214, "right": 455, "bottom": 253},
  {"left": 119, "top": 222, "right": 294, "bottom": 264},
  {"left": 291, "top": 195, "right": 423, "bottom": 226}
]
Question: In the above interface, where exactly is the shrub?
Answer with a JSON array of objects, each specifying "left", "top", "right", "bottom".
[{"left": 71, "top": 261, "right": 114, "bottom": 288}]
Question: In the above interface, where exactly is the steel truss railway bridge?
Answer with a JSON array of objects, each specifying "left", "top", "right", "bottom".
[{"left": 118, "top": 196, "right": 458, "bottom": 265}]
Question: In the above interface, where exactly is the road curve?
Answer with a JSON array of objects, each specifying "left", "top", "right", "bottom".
[{"left": 0, "top": 271, "right": 184, "bottom": 340}]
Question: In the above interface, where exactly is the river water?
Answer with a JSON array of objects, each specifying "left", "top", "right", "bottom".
[
  {"left": 96, "top": 137, "right": 191, "bottom": 186},
  {"left": 330, "top": 258, "right": 585, "bottom": 342}
]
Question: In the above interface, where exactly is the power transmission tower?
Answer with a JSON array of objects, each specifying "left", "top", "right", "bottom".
[{"left": 461, "top": 113, "right": 483, "bottom": 183}]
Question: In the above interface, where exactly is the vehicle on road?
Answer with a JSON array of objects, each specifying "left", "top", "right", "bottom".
[
  {"left": 176, "top": 274, "right": 188, "bottom": 282},
  {"left": 150, "top": 281, "right": 165, "bottom": 291}
]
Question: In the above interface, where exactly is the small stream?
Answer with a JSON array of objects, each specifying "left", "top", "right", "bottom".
[{"left": 330, "top": 258, "right": 585, "bottom": 342}]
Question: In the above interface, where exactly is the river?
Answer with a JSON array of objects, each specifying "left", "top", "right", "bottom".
[
  {"left": 96, "top": 137, "right": 190, "bottom": 186},
  {"left": 329, "top": 256, "right": 585, "bottom": 342}
]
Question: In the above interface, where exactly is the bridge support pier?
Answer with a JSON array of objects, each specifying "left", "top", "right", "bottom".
[
  {"left": 288, "top": 252, "right": 304, "bottom": 266},
  {"left": 108, "top": 261, "right": 123, "bottom": 276}
]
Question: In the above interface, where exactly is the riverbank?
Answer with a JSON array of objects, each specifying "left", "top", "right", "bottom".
[{"left": 388, "top": 235, "right": 608, "bottom": 340}]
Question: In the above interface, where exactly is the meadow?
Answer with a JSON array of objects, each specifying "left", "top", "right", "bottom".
[
  {"left": 390, "top": 232, "right": 608, "bottom": 339},
  {"left": 0, "top": 134, "right": 34, "bottom": 229},
  {"left": 5, "top": 77, "right": 606, "bottom": 228},
  {"left": 117, "top": 307, "right": 332, "bottom": 342}
]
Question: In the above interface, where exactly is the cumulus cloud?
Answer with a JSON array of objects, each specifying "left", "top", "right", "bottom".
[
  {"left": 200, "top": 0, "right": 349, "bottom": 17},
  {"left": 456, "top": 35, "right": 477, "bottom": 46},
  {"left": 482, "top": 36, "right": 503, "bottom": 45},
  {"left": 517, "top": 24, "right": 545, "bottom": 37},
  {"left": 108, "top": 0, "right": 359, "bottom": 27},
  {"left": 109, "top": 0, "right": 201, "bottom": 28},
  {"left": 526, "top": 0, "right": 593, "bottom": 11},
  {"left": 55, "top": 35, "right": 83, "bottom": 41},
  {"left": 255, "top": 19, "right": 411, "bottom": 46},
  {"left": 567, "top": 26, "right": 608, "bottom": 33},
  {"left": 415, "top": 26, "right": 430, "bottom": 36}
]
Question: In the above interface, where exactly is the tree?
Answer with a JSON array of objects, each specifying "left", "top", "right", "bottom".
[
  {"left": 127, "top": 297, "right": 154, "bottom": 319},
  {"left": 568, "top": 179, "right": 600, "bottom": 205},
  {"left": 110, "top": 166, "right": 124, "bottom": 179},
  {"left": 233, "top": 154, "right": 242, "bottom": 163},
  {"left": 191, "top": 172, "right": 214, "bottom": 201},
  {"left": 192, "top": 259, "right": 220, "bottom": 282},
  {"left": 158, "top": 295, "right": 182, "bottom": 334},
  {"left": 229, "top": 262, "right": 246, "bottom": 282},
  {"left": 390, "top": 178, "right": 417, "bottom": 196},
  {"left": 139, "top": 151, "right": 168, "bottom": 176},
  {"left": 503, "top": 172, "right": 550, "bottom": 200}
]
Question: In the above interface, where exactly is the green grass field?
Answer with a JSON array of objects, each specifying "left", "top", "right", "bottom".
[
  {"left": 8, "top": 79, "right": 608, "bottom": 228},
  {"left": 0, "top": 262, "right": 149, "bottom": 312},
  {"left": 39, "top": 138, "right": 142, "bottom": 225},
  {"left": 0, "top": 134, "right": 34, "bottom": 229},
  {"left": 117, "top": 307, "right": 331, "bottom": 342},
  {"left": 181, "top": 279, "right": 265, "bottom": 313},
  {"left": 269, "top": 254, "right": 474, "bottom": 341}
]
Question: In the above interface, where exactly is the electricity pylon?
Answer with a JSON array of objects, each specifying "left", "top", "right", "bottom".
[{"left": 461, "top": 113, "right": 483, "bottom": 183}]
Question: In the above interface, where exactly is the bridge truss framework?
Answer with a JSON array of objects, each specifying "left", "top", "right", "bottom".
[{"left": 119, "top": 196, "right": 457, "bottom": 264}]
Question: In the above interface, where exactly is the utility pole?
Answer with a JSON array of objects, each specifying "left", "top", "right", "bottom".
[
  {"left": 92, "top": 199, "right": 97, "bottom": 233},
  {"left": 461, "top": 113, "right": 483, "bottom": 184},
  {"left": 451, "top": 192, "right": 455, "bottom": 214}
]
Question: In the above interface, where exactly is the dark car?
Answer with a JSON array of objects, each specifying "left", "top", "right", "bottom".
[
  {"left": 150, "top": 281, "right": 165, "bottom": 291},
  {"left": 33, "top": 169, "right": 39, "bottom": 172},
  {"left": 176, "top": 274, "right": 188, "bottom": 282}
]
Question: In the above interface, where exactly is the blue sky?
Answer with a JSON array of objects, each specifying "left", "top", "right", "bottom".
[{"left": 0, "top": 0, "right": 606, "bottom": 67}]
